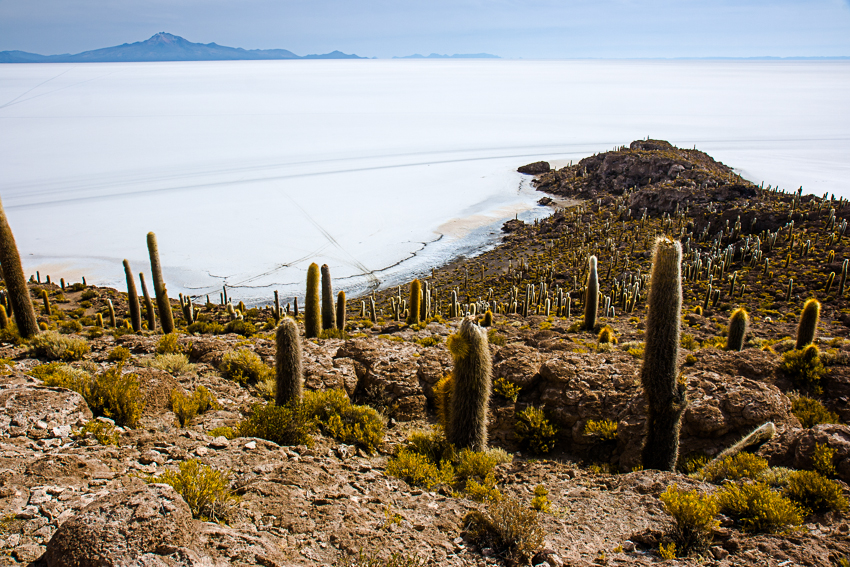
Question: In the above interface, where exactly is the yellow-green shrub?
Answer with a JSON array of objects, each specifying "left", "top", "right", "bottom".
[
  {"left": 813, "top": 442, "right": 837, "bottom": 477},
  {"left": 74, "top": 419, "right": 120, "bottom": 445},
  {"left": 583, "top": 419, "right": 618, "bottom": 441},
  {"left": 700, "top": 452, "right": 769, "bottom": 483},
  {"left": 153, "top": 459, "right": 238, "bottom": 522},
  {"left": 106, "top": 346, "right": 131, "bottom": 363},
  {"left": 208, "top": 426, "right": 236, "bottom": 440},
  {"left": 156, "top": 333, "right": 182, "bottom": 354},
  {"left": 792, "top": 396, "right": 838, "bottom": 428},
  {"left": 386, "top": 448, "right": 454, "bottom": 489},
  {"left": 405, "top": 427, "right": 455, "bottom": 464},
  {"left": 784, "top": 470, "right": 848, "bottom": 514},
  {"left": 780, "top": 347, "right": 827, "bottom": 394},
  {"left": 514, "top": 406, "right": 558, "bottom": 454},
  {"left": 237, "top": 402, "right": 315, "bottom": 447},
  {"left": 303, "top": 389, "right": 385, "bottom": 453},
  {"left": 33, "top": 362, "right": 91, "bottom": 392},
  {"left": 455, "top": 448, "right": 500, "bottom": 482},
  {"left": 659, "top": 484, "right": 719, "bottom": 555},
  {"left": 171, "top": 386, "right": 218, "bottom": 427},
  {"left": 146, "top": 353, "right": 196, "bottom": 375},
  {"left": 717, "top": 482, "right": 804, "bottom": 533},
  {"left": 530, "top": 485, "right": 550, "bottom": 512},
  {"left": 462, "top": 496, "right": 544, "bottom": 563},
  {"left": 493, "top": 376, "right": 521, "bottom": 402},
  {"left": 30, "top": 331, "right": 90, "bottom": 361},
  {"left": 220, "top": 348, "right": 272, "bottom": 384}
]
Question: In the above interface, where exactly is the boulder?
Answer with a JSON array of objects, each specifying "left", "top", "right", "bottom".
[
  {"left": 43, "top": 480, "right": 194, "bottom": 566},
  {"left": 0, "top": 385, "right": 92, "bottom": 439},
  {"left": 758, "top": 424, "right": 850, "bottom": 483},
  {"left": 517, "top": 161, "right": 550, "bottom": 175}
]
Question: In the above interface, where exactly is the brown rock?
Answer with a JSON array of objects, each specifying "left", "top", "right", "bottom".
[
  {"left": 517, "top": 161, "right": 550, "bottom": 175},
  {"left": 0, "top": 385, "right": 92, "bottom": 438}
]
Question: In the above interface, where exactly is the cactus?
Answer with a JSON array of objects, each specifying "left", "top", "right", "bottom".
[
  {"left": 407, "top": 279, "right": 421, "bottom": 326},
  {"left": 0, "top": 197, "right": 39, "bottom": 338},
  {"left": 123, "top": 260, "right": 142, "bottom": 332},
  {"left": 584, "top": 256, "right": 598, "bottom": 330},
  {"left": 139, "top": 273, "right": 156, "bottom": 331},
  {"left": 41, "top": 289, "right": 51, "bottom": 316},
  {"left": 107, "top": 298, "right": 117, "bottom": 327},
  {"left": 640, "top": 237, "right": 686, "bottom": 471},
  {"left": 0, "top": 305, "right": 7, "bottom": 329},
  {"left": 146, "top": 232, "right": 174, "bottom": 333},
  {"left": 336, "top": 291, "right": 346, "bottom": 331},
  {"left": 727, "top": 307, "right": 748, "bottom": 351},
  {"left": 370, "top": 296, "right": 377, "bottom": 324},
  {"left": 320, "top": 264, "right": 336, "bottom": 331},
  {"left": 707, "top": 422, "right": 776, "bottom": 467},
  {"left": 96, "top": 313, "right": 103, "bottom": 327},
  {"left": 445, "top": 317, "right": 492, "bottom": 451},
  {"left": 796, "top": 298, "right": 821, "bottom": 349},
  {"left": 304, "top": 263, "right": 321, "bottom": 338},
  {"left": 274, "top": 290, "right": 281, "bottom": 322},
  {"left": 481, "top": 309, "right": 493, "bottom": 327},
  {"left": 275, "top": 317, "right": 303, "bottom": 406}
]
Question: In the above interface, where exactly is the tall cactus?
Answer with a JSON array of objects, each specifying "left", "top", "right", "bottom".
[
  {"left": 41, "top": 289, "right": 51, "bottom": 316},
  {"left": 146, "top": 232, "right": 174, "bottom": 333},
  {"left": 796, "top": 298, "right": 821, "bottom": 349},
  {"left": 727, "top": 307, "right": 748, "bottom": 351},
  {"left": 584, "top": 255, "right": 598, "bottom": 330},
  {"left": 0, "top": 197, "right": 39, "bottom": 338},
  {"left": 407, "top": 279, "right": 422, "bottom": 326},
  {"left": 275, "top": 317, "right": 303, "bottom": 406},
  {"left": 336, "top": 291, "right": 346, "bottom": 331},
  {"left": 641, "top": 237, "right": 687, "bottom": 471},
  {"left": 320, "top": 264, "right": 336, "bottom": 331},
  {"left": 139, "top": 273, "right": 156, "bottom": 331},
  {"left": 304, "top": 263, "right": 321, "bottom": 338},
  {"left": 0, "top": 305, "right": 7, "bottom": 330},
  {"left": 445, "top": 316, "right": 492, "bottom": 451},
  {"left": 123, "top": 260, "right": 142, "bottom": 332}
]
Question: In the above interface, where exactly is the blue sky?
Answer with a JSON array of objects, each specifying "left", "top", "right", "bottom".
[{"left": 1, "top": 0, "right": 849, "bottom": 58}]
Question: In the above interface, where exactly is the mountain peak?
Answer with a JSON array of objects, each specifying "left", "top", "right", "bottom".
[{"left": 146, "top": 32, "right": 184, "bottom": 45}]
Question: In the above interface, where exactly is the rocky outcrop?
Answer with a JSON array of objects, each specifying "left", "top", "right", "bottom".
[
  {"left": 758, "top": 424, "right": 850, "bottom": 483},
  {"left": 517, "top": 161, "right": 550, "bottom": 175},
  {"left": 44, "top": 480, "right": 195, "bottom": 566},
  {"left": 0, "top": 385, "right": 92, "bottom": 440}
]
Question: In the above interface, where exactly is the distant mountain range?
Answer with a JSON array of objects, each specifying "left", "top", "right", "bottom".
[
  {"left": 0, "top": 33, "right": 366, "bottom": 63},
  {"left": 394, "top": 53, "right": 500, "bottom": 59}
]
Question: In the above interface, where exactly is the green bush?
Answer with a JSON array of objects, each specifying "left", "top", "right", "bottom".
[
  {"left": 319, "top": 328, "right": 348, "bottom": 340},
  {"left": 780, "top": 347, "right": 827, "bottom": 394},
  {"left": 30, "top": 331, "right": 90, "bottom": 361},
  {"left": 455, "top": 448, "right": 500, "bottom": 482},
  {"left": 659, "top": 484, "right": 719, "bottom": 556},
  {"left": 493, "top": 376, "right": 521, "bottom": 402},
  {"left": 106, "top": 346, "right": 131, "bottom": 363},
  {"left": 813, "top": 442, "right": 837, "bottom": 477},
  {"left": 59, "top": 320, "right": 83, "bottom": 334},
  {"left": 386, "top": 448, "right": 454, "bottom": 489},
  {"left": 80, "top": 289, "right": 98, "bottom": 301},
  {"left": 238, "top": 402, "right": 315, "bottom": 446},
  {"left": 171, "top": 386, "right": 218, "bottom": 427},
  {"left": 514, "top": 406, "right": 558, "bottom": 454},
  {"left": 583, "top": 419, "right": 618, "bottom": 441},
  {"left": 220, "top": 348, "right": 272, "bottom": 384},
  {"left": 337, "top": 549, "right": 425, "bottom": 567},
  {"left": 303, "top": 389, "right": 385, "bottom": 453},
  {"left": 224, "top": 319, "right": 256, "bottom": 337},
  {"left": 153, "top": 459, "right": 238, "bottom": 522},
  {"left": 32, "top": 362, "right": 91, "bottom": 392},
  {"left": 208, "top": 426, "right": 236, "bottom": 440},
  {"left": 404, "top": 427, "right": 455, "bottom": 464},
  {"left": 700, "top": 452, "right": 769, "bottom": 483},
  {"left": 718, "top": 482, "right": 804, "bottom": 533},
  {"left": 487, "top": 329, "right": 506, "bottom": 346},
  {"left": 74, "top": 419, "right": 120, "bottom": 445},
  {"left": 462, "top": 496, "right": 544, "bottom": 563},
  {"left": 87, "top": 365, "right": 145, "bottom": 428},
  {"left": 792, "top": 396, "right": 838, "bottom": 428},
  {"left": 146, "top": 353, "right": 196, "bottom": 375},
  {"left": 187, "top": 321, "right": 225, "bottom": 335},
  {"left": 784, "top": 470, "right": 848, "bottom": 514},
  {"left": 156, "top": 333, "right": 182, "bottom": 354}
]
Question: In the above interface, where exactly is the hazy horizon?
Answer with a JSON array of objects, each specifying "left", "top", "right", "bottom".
[{"left": 1, "top": 1, "right": 849, "bottom": 60}]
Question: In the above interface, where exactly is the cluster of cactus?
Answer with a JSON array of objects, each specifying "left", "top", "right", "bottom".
[{"left": 179, "top": 294, "right": 196, "bottom": 324}]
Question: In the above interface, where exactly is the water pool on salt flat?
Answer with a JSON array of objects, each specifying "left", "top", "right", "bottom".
[{"left": 1, "top": 59, "right": 848, "bottom": 304}]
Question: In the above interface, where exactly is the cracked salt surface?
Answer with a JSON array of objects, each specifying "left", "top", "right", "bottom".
[{"left": 1, "top": 59, "right": 848, "bottom": 304}]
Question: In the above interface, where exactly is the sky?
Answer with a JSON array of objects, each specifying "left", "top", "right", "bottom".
[{"left": 1, "top": 0, "right": 850, "bottom": 59}]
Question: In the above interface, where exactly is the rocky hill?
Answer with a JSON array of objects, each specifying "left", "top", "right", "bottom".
[{"left": 1, "top": 140, "right": 849, "bottom": 566}]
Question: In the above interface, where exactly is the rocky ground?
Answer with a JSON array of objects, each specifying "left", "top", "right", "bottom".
[{"left": 1, "top": 140, "right": 849, "bottom": 566}]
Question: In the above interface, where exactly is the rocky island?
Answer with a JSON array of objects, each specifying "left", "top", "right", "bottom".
[{"left": 0, "top": 140, "right": 848, "bottom": 566}]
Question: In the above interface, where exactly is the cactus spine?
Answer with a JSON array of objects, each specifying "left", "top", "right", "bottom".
[
  {"left": 584, "top": 255, "right": 598, "bottom": 330},
  {"left": 640, "top": 237, "right": 686, "bottom": 471},
  {"left": 445, "top": 317, "right": 492, "bottom": 451},
  {"left": 407, "top": 279, "right": 422, "bottom": 326},
  {"left": 275, "top": 317, "right": 303, "bottom": 406},
  {"left": 336, "top": 291, "right": 346, "bottom": 331},
  {"left": 123, "top": 260, "right": 142, "bottom": 332},
  {"left": 0, "top": 197, "right": 39, "bottom": 338},
  {"left": 320, "top": 264, "right": 335, "bottom": 331},
  {"left": 727, "top": 307, "right": 748, "bottom": 351},
  {"left": 795, "top": 298, "right": 820, "bottom": 349},
  {"left": 139, "top": 273, "right": 156, "bottom": 331},
  {"left": 146, "top": 232, "right": 174, "bottom": 333},
  {"left": 304, "top": 263, "right": 321, "bottom": 338}
]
